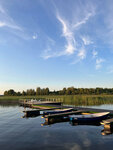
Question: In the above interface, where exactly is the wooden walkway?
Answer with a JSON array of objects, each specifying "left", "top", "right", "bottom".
[
  {"left": 44, "top": 110, "right": 83, "bottom": 118},
  {"left": 101, "top": 118, "right": 113, "bottom": 124},
  {"left": 44, "top": 110, "right": 83, "bottom": 123},
  {"left": 20, "top": 100, "right": 62, "bottom": 107},
  {"left": 66, "top": 106, "right": 113, "bottom": 115}
]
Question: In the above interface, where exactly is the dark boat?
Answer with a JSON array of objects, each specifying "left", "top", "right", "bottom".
[
  {"left": 43, "top": 108, "right": 74, "bottom": 115},
  {"left": 70, "top": 112, "right": 109, "bottom": 123}
]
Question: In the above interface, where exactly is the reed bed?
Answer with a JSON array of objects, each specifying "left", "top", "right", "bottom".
[{"left": 0, "top": 95, "right": 113, "bottom": 106}]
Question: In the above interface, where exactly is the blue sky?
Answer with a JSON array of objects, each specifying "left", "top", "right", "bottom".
[{"left": 0, "top": 0, "right": 113, "bottom": 94}]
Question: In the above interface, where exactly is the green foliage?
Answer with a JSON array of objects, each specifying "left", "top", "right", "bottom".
[
  {"left": 4, "top": 89, "right": 16, "bottom": 96},
  {"left": 1, "top": 95, "right": 113, "bottom": 107},
  {"left": 3, "top": 87, "right": 113, "bottom": 96}
]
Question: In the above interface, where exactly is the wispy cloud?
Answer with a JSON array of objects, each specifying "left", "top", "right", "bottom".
[
  {"left": 92, "top": 50, "right": 98, "bottom": 58},
  {"left": 42, "top": 1, "right": 96, "bottom": 65},
  {"left": 0, "top": 4, "right": 33, "bottom": 40},
  {"left": 43, "top": 11, "right": 94, "bottom": 59},
  {"left": 32, "top": 33, "right": 38, "bottom": 40},
  {"left": 77, "top": 48, "right": 86, "bottom": 60},
  {"left": 57, "top": 15, "right": 76, "bottom": 55},
  {"left": 81, "top": 36, "right": 93, "bottom": 45},
  {"left": 0, "top": 5, "right": 5, "bottom": 14},
  {"left": 96, "top": 58, "right": 105, "bottom": 70},
  {"left": 73, "top": 12, "right": 94, "bottom": 29},
  {"left": 0, "top": 5, "right": 22, "bottom": 31}
]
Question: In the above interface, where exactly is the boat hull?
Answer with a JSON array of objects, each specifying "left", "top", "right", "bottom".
[
  {"left": 43, "top": 108, "right": 73, "bottom": 115},
  {"left": 70, "top": 113, "right": 109, "bottom": 123}
]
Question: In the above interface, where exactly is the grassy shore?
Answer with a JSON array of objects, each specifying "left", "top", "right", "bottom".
[{"left": 0, "top": 95, "right": 113, "bottom": 106}]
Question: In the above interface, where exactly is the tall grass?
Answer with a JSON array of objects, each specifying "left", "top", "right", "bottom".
[{"left": 0, "top": 95, "right": 113, "bottom": 106}]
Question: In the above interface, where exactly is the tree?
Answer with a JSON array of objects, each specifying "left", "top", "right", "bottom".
[
  {"left": 45, "top": 88, "right": 49, "bottom": 95},
  {"left": 62, "top": 88, "right": 66, "bottom": 95},
  {"left": 17, "top": 92, "right": 21, "bottom": 96},
  {"left": 26, "top": 89, "right": 36, "bottom": 95},
  {"left": 7, "top": 89, "right": 16, "bottom": 96},
  {"left": 4, "top": 91, "right": 8, "bottom": 96},
  {"left": 36, "top": 87, "right": 41, "bottom": 95},
  {"left": 22, "top": 91, "right": 26, "bottom": 96}
]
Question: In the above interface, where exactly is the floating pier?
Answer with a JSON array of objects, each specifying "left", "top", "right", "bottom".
[
  {"left": 20, "top": 100, "right": 62, "bottom": 108},
  {"left": 100, "top": 118, "right": 113, "bottom": 135},
  {"left": 20, "top": 99, "right": 113, "bottom": 133},
  {"left": 101, "top": 118, "right": 113, "bottom": 128},
  {"left": 23, "top": 109, "right": 41, "bottom": 117},
  {"left": 23, "top": 107, "right": 63, "bottom": 117},
  {"left": 44, "top": 110, "right": 83, "bottom": 124}
]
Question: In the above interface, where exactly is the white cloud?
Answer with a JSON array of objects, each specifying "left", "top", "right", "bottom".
[
  {"left": 0, "top": 4, "right": 32, "bottom": 40},
  {"left": 77, "top": 48, "right": 86, "bottom": 60},
  {"left": 42, "top": 2, "right": 96, "bottom": 65},
  {"left": 92, "top": 50, "right": 98, "bottom": 58},
  {"left": 55, "top": 7, "right": 95, "bottom": 57},
  {"left": 32, "top": 33, "right": 38, "bottom": 40},
  {"left": 96, "top": 58, "right": 105, "bottom": 70},
  {"left": 0, "top": 5, "right": 22, "bottom": 31},
  {"left": 0, "top": 21, "right": 5, "bottom": 27},
  {"left": 73, "top": 12, "right": 94, "bottom": 29},
  {"left": 57, "top": 15, "right": 76, "bottom": 55},
  {"left": 65, "top": 42, "right": 75, "bottom": 54},
  {"left": 81, "top": 36, "right": 93, "bottom": 45},
  {"left": 0, "top": 5, "right": 6, "bottom": 14}
]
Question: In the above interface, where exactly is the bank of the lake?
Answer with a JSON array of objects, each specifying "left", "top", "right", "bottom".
[{"left": 0, "top": 95, "right": 113, "bottom": 106}]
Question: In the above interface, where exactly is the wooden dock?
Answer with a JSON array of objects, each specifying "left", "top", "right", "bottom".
[
  {"left": 32, "top": 105, "right": 61, "bottom": 110},
  {"left": 23, "top": 107, "right": 63, "bottom": 117},
  {"left": 44, "top": 110, "right": 83, "bottom": 124},
  {"left": 101, "top": 118, "right": 113, "bottom": 124},
  {"left": 20, "top": 100, "right": 113, "bottom": 131},
  {"left": 101, "top": 118, "right": 113, "bottom": 129},
  {"left": 101, "top": 118, "right": 113, "bottom": 135},
  {"left": 20, "top": 100, "right": 62, "bottom": 107},
  {"left": 23, "top": 109, "right": 40, "bottom": 117},
  {"left": 67, "top": 106, "right": 113, "bottom": 115}
]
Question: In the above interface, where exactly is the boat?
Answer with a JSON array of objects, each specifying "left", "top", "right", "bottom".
[
  {"left": 69, "top": 112, "right": 109, "bottom": 123},
  {"left": 43, "top": 108, "right": 74, "bottom": 115}
]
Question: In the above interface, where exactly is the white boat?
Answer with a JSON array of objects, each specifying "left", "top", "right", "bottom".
[
  {"left": 43, "top": 108, "right": 74, "bottom": 115},
  {"left": 70, "top": 112, "right": 110, "bottom": 123}
]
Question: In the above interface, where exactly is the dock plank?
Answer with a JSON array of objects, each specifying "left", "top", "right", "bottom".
[
  {"left": 44, "top": 110, "right": 83, "bottom": 118},
  {"left": 101, "top": 118, "right": 113, "bottom": 124}
]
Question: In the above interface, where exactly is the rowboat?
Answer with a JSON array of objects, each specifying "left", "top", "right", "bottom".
[
  {"left": 43, "top": 108, "right": 74, "bottom": 115},
  {"left": 70, "top": 112, "right": 109, "bottom": 123}
]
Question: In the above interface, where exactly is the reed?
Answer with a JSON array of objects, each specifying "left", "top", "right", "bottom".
[{"left": 0, "top": 95, "right": 113, "bottom": 106}]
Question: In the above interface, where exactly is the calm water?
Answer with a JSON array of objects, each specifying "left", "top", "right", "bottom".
[{"left": 0, "top": 103, "right": 113, "bottom": 150}]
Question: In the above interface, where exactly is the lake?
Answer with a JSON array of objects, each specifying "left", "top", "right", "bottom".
[{"left": 0, "top": 103, "right": 113, "bottom": 150}]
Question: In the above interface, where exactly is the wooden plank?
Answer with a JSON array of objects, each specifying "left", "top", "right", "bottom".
[
  {"left": 23, "top": 110, "right": 40, "bottom": 117},
  {"left": 32, "top": 105, "right": 62, "bottom": 110},
  {"left": 73, "top": 106, "right": 113, "bottom": 114},
  {"left": 101, "top": 118, "right": 113, "bottom": 124},
  {"left": 44, "top": 110, "right": 83, "bottom": 118},
  {"left": 20, "top": 100, "right": 62, "bottom": 105}
]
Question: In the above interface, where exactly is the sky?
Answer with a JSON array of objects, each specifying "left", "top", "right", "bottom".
[{"left": 0, "top": 0, "right": 113, "bottom": 94}]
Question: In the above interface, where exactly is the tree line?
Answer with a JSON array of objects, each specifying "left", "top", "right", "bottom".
[{"left": 3, "top": 87, "right": 113, "bottom": 96}]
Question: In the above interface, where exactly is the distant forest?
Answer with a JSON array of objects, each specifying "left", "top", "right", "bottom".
[{"left": 4, "top": 87, "right": 113, "bottom": 96}]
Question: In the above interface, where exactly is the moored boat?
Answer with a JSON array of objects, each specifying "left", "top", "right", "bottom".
[
  {"left": 43, "top": 108, "right": 74, "bottom": 115},
  {"left": 70, "top": 112, "right": 110, "bottom": 123}
]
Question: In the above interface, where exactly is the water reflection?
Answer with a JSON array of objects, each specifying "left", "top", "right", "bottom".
[
  {"left": 101, "top": 128, "right": 113, "bottom": 135},
  {"left": 1, "top": 103, "right": 113, "bottom": 150},
  {"left": 22, "top": 112, "right": 41, "bottom": 118},
  {"left": 0, "top": 101, "right": 19, "bottom": 107},
  {"left": 41, "top": 118, "right": 69, "bottom": 126},
  {"left": 71, "top": 122, "right": 101, "bottom": 126}
]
